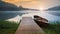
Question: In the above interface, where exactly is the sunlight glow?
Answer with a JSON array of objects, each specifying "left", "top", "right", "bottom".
[
  {"left": 6, "top": 15, "right": 21, "bottom": 23},
  {"left": 40, "top": 8, "right": 44, "bottom": 11}
]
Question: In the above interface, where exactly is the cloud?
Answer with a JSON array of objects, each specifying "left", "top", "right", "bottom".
[{"left": 2, "top": 0, "right": 60, "bottom": 9}]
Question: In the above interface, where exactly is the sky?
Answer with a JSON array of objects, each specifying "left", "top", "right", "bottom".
[{"left": 2, "top": 0, "right": 60, "bottom": 10}]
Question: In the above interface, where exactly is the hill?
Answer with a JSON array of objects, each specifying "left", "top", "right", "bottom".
[
  {"left": 0, "top": 0, "right": 39, "bottom": 11},
  {"left": 47, "top": 6, "right": 60, "bottom": 11},
  {"left": 0, "top": 1, "right": 19, "bottom": 11}
]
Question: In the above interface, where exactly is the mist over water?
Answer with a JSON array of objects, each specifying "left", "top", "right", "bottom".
[
  {"left": 21, "top": 10, "right": 60, "bottom": 22},
  {"left": 0, "top": 10, "right": 60, "bottom": 23}
]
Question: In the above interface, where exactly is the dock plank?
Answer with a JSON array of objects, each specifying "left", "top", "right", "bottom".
[{"left": 15, "top": 17, "right": 45, "bottom": 34}]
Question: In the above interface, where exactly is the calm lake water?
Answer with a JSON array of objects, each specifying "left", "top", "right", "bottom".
[{"left": 0, "top": 10, "right": 60, "bottom": 23}]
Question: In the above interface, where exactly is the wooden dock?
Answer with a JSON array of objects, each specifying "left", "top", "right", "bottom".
[{"left": 15, "top": 17, "right": 45, "bottom": 34}]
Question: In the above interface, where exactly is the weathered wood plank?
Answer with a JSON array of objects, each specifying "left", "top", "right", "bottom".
[{"left": 15, "top": 17, "right": 45, "bottom": 34}]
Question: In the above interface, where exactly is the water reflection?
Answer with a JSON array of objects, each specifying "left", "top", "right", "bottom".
[
  {"left": 0, "top": 11, "right": 24, "bottom": 20},
  {"left": 6, "top": 15, "right": 21, "bottom": 23},
  {"left": 0, "top": 11, "right": 60, "bottom": 23},
  {"left": 46, "top": 11, "right": 60, "bottom": 16}
]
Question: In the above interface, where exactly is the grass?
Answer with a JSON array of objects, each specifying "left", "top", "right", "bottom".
[
  {"left": 42, "top": 21, "right": 60, "bottom": 34},
  {"left": 0, "top": 20, "right": 19, "bottom": 34},
  {"left": 0, "top": 20, "right": 60, "bottom": 34}
]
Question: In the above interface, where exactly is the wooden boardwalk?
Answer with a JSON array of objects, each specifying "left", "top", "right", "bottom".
[{"left": 15, "top": 17, "right": 45, "bottom": 34}]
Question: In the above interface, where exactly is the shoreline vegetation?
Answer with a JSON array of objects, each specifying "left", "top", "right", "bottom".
[
  {"left": 42, "top": 21, "right": 60, "bottom": 34},
  {"left": 0, "top": 20, "right": 60, "bottom": 34},
  {"left": 0, "top": 20, "right": 19, "bottom": 34}
]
